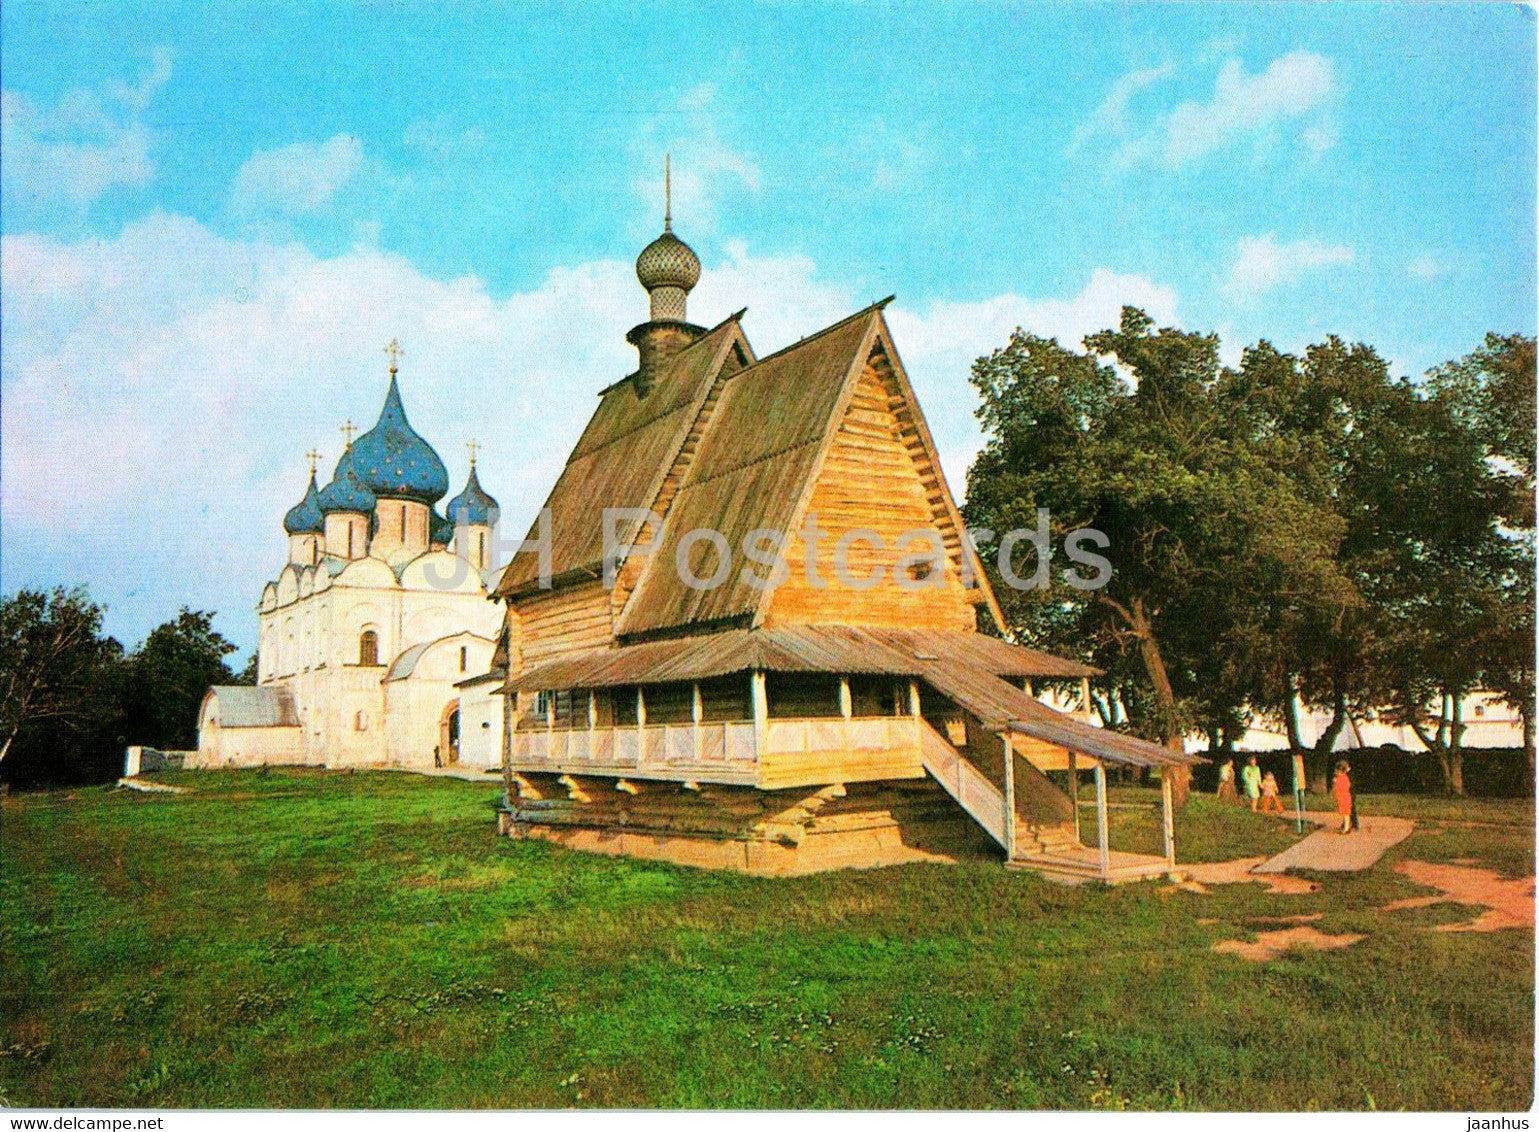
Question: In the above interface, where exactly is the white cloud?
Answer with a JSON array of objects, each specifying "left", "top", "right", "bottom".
[
  {"left": 1408, "top": 253, "right": 1445, "bottom": 281},
  {"left": 0, "top": 49, "right": 170, "bottom": 214},
  {"left": 886, "top": 269, "right": 1181, "bottom": 492},
  {"left": 230, "top": 134, "right": 364, "bottom": 216},
  {"left": 632, "top": 85, "right": 761, "bottom": 231},
  {"left": 1225, "top": 233, "right": 1354, "bottom": 299},
  {"left": 1, "top": 213, "right": 1175, "bottom": 650},
  {"left": 1069, "top": 63, "right": 1176, "bottom": 153},
  {"left": 1085, "top": 51, "right": 1338, "bottom": 170}
]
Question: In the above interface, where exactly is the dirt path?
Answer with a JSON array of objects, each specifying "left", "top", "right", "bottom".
[
  {"left": 1252, "top": 815, "right": 1414, "bottom": 873},
  {"left": 1383, "top": 861, "right": 1535, "bottom": 932},
  {"left": 1178, "top": 857, "right": 1321, "bottom": 895},
  {"left": 1212, "top": 925, "right": 1365, "bottom": 962}
]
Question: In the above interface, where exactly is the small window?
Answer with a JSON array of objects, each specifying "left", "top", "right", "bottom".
[
  {"left": 459, "top": 645, "right": 468, "bottom": 673},
  {"left": 1474, "top": 704, "right": 1486, "bottom": 717},
  {"left": 355, "top": 711, "right": 368, "bottom": 732},
  {"left": 359, "top": 629, "right": 379, "bottom": 667}
]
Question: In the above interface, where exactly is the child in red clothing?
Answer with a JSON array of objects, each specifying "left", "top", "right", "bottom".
[{"left": 1333, "top": 760, "right": 1354, "bottom": 834}]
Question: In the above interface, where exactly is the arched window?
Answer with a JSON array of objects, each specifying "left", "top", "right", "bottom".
[{"left": 359, "top": 629, "right": 379, "bottom": 667}]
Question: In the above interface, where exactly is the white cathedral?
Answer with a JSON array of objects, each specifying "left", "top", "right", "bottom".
[{"left": 194, "top": 345, "right": 505, "bottom": 771}]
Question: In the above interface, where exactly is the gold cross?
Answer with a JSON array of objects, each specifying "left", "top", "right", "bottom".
[
  {"left": 339, "top": 420, "right": 357, "bottom": 448},
  {"left": 304, "top": 448, "right": 323, "bottom": 477},
  {"left": 383, "top": 338, "right": 404, "bottom": 374},
  {"left": 465, "top": 438, "right": 481, "bottom": 468}
]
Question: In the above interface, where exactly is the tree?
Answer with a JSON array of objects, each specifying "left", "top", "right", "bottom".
[
  {"left": 1429, "top": 334, "right": 1536, "bottom": 783},
  {"left": 123, "top": 608, "right": 239, "bottom": 750},
  {"left": 964, "top": 309, "right": 1351, "bottom": 804},
  {"left": 235, "top": 651, "right": 259, "bottom": 686},
  {"left": 0, "top": 586, "right": 127, "bottom": 785}
]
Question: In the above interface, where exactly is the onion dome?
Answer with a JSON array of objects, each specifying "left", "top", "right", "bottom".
[
  {"left": 446, "top": 464, "right": 500, "bottom": 528},
  {"left": 317, "top": 447, "right": 376, "bottom": 514},
  {"left": 635, "top": 228, "right": 701, "bottom": 295},
  {"left": 348, "top": 375, "right": 449, "bottom": 504},
  {"left": 430, "top": 510, "right": 454, "bottom": 545},
  {"left": 635, "top": 156, "right": 700, "bottom": 323},
  {"left": 283, "top": 471, "right": 325, "bottom": 534}
]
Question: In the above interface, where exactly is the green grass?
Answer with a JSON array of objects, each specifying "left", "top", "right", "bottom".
[{"left": 1, "top": 769, "right": 1531, "bottom": 1110}]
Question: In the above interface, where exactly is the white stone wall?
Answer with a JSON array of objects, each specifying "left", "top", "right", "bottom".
[{"left": 246, "top": 540, "right": 502, "bottom": 769}]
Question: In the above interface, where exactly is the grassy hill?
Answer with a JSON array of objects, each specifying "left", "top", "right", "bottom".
[{"left": 0, "top": 769, "right": 1531, "bottom": 1109}]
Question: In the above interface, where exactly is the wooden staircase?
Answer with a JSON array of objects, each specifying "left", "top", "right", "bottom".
[
  {"left": 919, "top": 721, "right": 1176, "bottom": 883},
  {"left": 918, "top": 720, "right": 1009, "bottom": 850}
]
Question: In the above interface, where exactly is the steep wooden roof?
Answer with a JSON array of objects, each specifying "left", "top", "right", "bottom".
[
  {"left": 494, "top": 315, "right": 753, "bottom": 597},
  {"left": 615, "top": 306, "right": 880, "bottom": 635}
]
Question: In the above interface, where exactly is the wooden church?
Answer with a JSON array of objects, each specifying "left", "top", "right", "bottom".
[{"left": 492, "top": 190, "right": 1200, "bottom": 880}]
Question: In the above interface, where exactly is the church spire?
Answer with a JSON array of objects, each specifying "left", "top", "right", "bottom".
[{"left": 634, "top": 158, "right": 700, "bottom": 323}]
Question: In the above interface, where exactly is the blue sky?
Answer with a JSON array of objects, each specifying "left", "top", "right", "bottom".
[{"left": 3, "top": 1, "right": 1534, "bottom": 658}]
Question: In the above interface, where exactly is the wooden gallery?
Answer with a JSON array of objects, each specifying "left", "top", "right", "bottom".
[{"left": 491, "top": 204, "right": 1202, "bottom": 881}]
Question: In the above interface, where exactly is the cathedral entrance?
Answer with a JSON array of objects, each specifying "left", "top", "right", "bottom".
[{"left": 439, "top": 700, "right": 461, "bottom": 766}]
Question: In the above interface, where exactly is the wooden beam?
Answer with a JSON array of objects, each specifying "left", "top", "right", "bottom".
[
  {"left": 1069, "top": 749, "right": 1080, "bottom": 843},
  {"left": 693, "top": 682, "right": 703, "bottom": 762},
  {"left": 1161, "top": 772, "right": 1175, "bottom": 868},
  {"left": 1002, "top": 733, "right": 1017, "bottom": 860},
  {"left": 1094, "top": 763, "right": 1110, "bottom": 880},
  {"left": 751, "top": 670, "right": 769, "bottom": 761}
]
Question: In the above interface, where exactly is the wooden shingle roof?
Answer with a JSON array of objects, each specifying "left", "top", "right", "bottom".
[
  {"left": 494, "top": 315, "right": 752, "bottom": 597},
  {"left": 616, "top": 307, "right": 881, "bottom": 635},
  {"left": 508, "top": 625, "right": 1092, "bottom": 692}
]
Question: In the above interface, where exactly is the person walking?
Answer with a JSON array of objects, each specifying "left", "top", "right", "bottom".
[
  {"left": 1216, "top": 759, "right": 1238, "bottom": 802},
  {"left": 1259, "top": 770, "right": 1286, "bottom": 815},
  {"left": 1333, "top": 759, "right": 1354, "bottom": 834},
  {"left": 1240, "top": 755, "right": 1263, "bottom": 812}
]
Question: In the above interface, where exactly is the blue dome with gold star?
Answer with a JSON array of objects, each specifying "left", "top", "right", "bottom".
[
  {"left": 349, "top": 374, "right": 449, "bottom": 504},
  {"left": 283, "top": 472, "right": 325, "bottom": 534},
  {"left": 317, "top": 447, "right": 376, "bottom": 514},
  {"left": 446, "top": 465, "right": 500, "bottom": 528},
  {"left": 430, "top": 509, "right": 455, "bottom": 545}
]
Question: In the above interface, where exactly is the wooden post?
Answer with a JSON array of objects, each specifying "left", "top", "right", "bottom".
[
  {"left": 1081, "top": 676, "right": 1092, "bottom": 716},
  {"left": 636, "top": 686, "right": 646, "bottom": 768},
  {"left": 909, "top": 679, "right": 922, "bottom": 753},
  {"left": 1068, "top": 748, "right": 1080, "bottom": 843},
  {"left": 1002, "top": 732, "right": 1017, "bottom": 860},
  {"left": 1094, "top": 762, "right": 1110, "bottom": 881},
  {"left": 586, "top": 689, "right": 597, "bottom": 762},
  {"left": 1161, "top": 771, "right": 1176, "bottom": 868},
  {"left": 692, "top": 682, "right": 703, "bottom": 762},
  {"left": 839, "top": 676, "right": 852, "bottom": 753},
  {"left": 751, "top": 670, "right": 769, "bottom": 763}
]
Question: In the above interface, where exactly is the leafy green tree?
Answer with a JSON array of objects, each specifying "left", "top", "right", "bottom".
[
  {"left": 234, "top": 651, "right": 259, "bottom": 686},
  {"left": 1429, "top": 334, "right": 1536, "bottom": 781},
  {"left": 0, "top": 586, "right": 127, "bottom": 785},
  {"left": 124, "top": 609, "right": 239, "bottom": 750},
  {"left": 964, "top": 308, "right": 1351, "bottom": 803}
]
